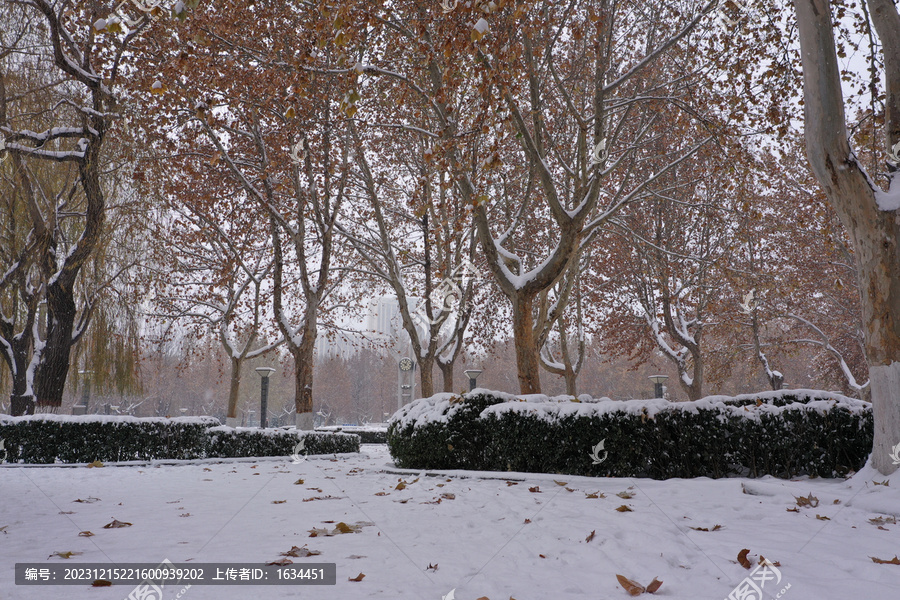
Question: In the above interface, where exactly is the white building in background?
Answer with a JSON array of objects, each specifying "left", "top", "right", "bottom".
[{"left": 313, "top": 294, "right": 425, "bottom": 360}]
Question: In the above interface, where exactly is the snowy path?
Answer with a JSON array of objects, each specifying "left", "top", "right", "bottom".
[{"left": 1, "top": 445, "right": 897, "bottom": 599}]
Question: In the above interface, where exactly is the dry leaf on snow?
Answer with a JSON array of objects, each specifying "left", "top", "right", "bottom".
[
  {"left": 78, "top": 531, "right": 94, "bottom": 537},
  {"left": 49, "top": 551, "right": 82, "bottom": 559},
  {"left": 870, "top": 556, "right": 900, "bottom": 565},
  {"left": 616, "top": 574, "right": 645, "bottom": 596},
  {"left": 92, "top": 579, "right": 112, "bottom": 587},
  {"left": 737, "top": 548, "right": 752, "bottom": 569},
  {"left": 281, "top": 545, "right": 320, "bottom": 558},
  {"left": 585, "top": 530, "right": 596, "bottom": 543},
  {"left": 267, "top": 558, "right": 292, "bottom": 566},
  {"left": 103, "top": 519, "right": 132, "bottom": 529},
  {"left": 615, "top": 505, "right": 633, "bottom": 512},
  {"left": 348, "top": 572, "right": 365, "bottom": 582}
]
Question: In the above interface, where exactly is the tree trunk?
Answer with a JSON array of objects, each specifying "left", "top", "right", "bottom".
[
  {"left": 512, "top": 294, "right": 542, "bottom": 394},
  {"left": 293, "top": 318, "right": 317, "bottom": 430},
  {"left": 226, "top": 356, "right": 242, "bottom": 420},
  {"left": 438, "top": 360, "right": 455, "bottom": 393},
  {"left": 34, "top": 282, "right": 76, "bottom": 408},
  {"left": 418, "top": 354, "right": 435, "bottom": 399},
  {"left": 794, "top": 0, "right": 900, "bottom": 474}
]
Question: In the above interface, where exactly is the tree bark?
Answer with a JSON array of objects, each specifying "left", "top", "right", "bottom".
[
  {"left": 794, "top": 0, "right": 900, "bottom": 474},
  {"left": 512, "top": 294, "right": 542, "bottom": 394}
]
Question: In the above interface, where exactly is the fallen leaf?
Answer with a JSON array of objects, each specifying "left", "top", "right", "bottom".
[
  {"left": 281, "top": 545, "right": 321, "bottom": 558},
  {"left": 833, "top": 499, "right": 841, "bottom": 504},
  {"left": 689, "top": 525, "right": 723, "bottom": 532},
  {"left": 58, "top": 511, "right": 75, "bottom": 515},
  {"left": 554, "top": 480, "right": 567, "bottom": 486},
  {"left": 524, "top": 519, "right": 531, "bottom": 524},
  {"left": 506, "top": 481, "right": 518, "bottom": 486},
  {"left": 585, "top": 530, "right": 596, "bottom": 543},
  {"left": 203, "top": 468, "right": 212, "bottom": 472},
  {"left": 758, "top": 556, "right": 781, "bottom": 567},
  {"left": 738, "top": 549, "right": 752, "bottom": 569},
  {"left": 267, "top": 558, "right": 293, "bottom": 566},
  {"left": 869, "top": 516, "right": 897, "bottom": 526},
  {"left": 539, "top": 554, "right": 546, "bottom": 558},
  {"left": 617, "top": 491, "right": 634, "bottom": 499},
  {"left": 303, "top": 496, "right": 341, "bottom": 502},
  {"left": 50, "top": 551, "right": 82, "bottom": 559},
  {"left": 529, "top": 486, "right": 541, "bottom": 493},
  {"left": 374, "top": 492, "right": 389, "bottom": 496},
  {"left": 586, "top": 492, "right": 606, "bottom": 499},
  {"left": 272, "top": 500, "right": 287, "bottom": 504},
  {"left": 426, "top": 563, "right": 438, "bottom": 571},
  {"left": 92, "top": 580, "right": 112, "bottom": 587},
  {"left": 348, "top": 572, "right": 365, "bottom": 582},
  {"left": 786, "top": 507, "right": 799, "bottom": 513},
  {"left": 86, "top": 460, "right": 104, "bottom": 468},
  {"left": 565, "top": 487, "right": 575, "bottom": 492},
  {"left": 103, "top": 519, "right": 132, "bottom": 529},
  {"left": 395, "top": 482, "right": 407, "bottom": 490},
  {"left": 615, "top": 505, "right": 633, "bottom": 512},
  {"left": 294, "top": 478, "right": 305, "bottom": 485},
  {"left": 794, "top": 493, "right": 819, "bottom": 508},
  {"left": 74, "top": 497, "right": 100, "bottom": 504},
  {"left": 815, "top": 514, "right": 830, "bottom": 521},
  {"left": 179, "top": 513, "right": 191, "bottom": 517},
  {"left": 335, "top": 522, "right": 355, "bottom": 533},
  {"left": 870, "top": 556, "right": 900, "bottom": 565},
  {"left": 78, "top": 531, "right": 94, "bottom": 537},
  {"left": 873, "top": 480, "right": 890, "bottom": 486},
  {"left": 646, "top": 577, "right": 663, "bottom": 593},
  {"left": 616, "top": 574, "right": 645, "bottom": 596},
  {"left": 441, "top": 493, "right": 455, "bottom": 500}
]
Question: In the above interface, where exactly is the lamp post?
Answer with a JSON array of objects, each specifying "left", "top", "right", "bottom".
[
  {"left": 255, "top": 367, "right": 276, "bottom": 429},
  {"left": 648, "top": 375, "right": 669, "bottom": 399},
  {"left": 78, "top": 370, "right": 94, "bottom": 413},
  {"left": 464, "top": 369, "right": 483, "bottom": 392}
]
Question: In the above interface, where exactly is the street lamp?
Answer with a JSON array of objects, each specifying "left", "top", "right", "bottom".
[
  {"left": 648, "top": 375, "right": 669, "bottom": 399},
  {"left": 464, "top": 369, "right": 483, "bottom": 392},
  {"left": 255, "top": 367, "right": 276, "bottom": 429},
  {"left": 78, "top": 370, "right": 94, "bottom": 413}
]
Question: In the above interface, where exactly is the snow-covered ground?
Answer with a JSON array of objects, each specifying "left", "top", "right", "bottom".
[{"left": 1, "top": 445, "right": 897, "bottom": 599}]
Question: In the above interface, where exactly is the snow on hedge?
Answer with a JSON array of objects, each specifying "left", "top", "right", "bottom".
[{"left": 391, "top": 388, "right": 870, "bottom": 430}]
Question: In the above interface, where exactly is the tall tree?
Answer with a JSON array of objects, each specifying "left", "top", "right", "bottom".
[{"left": 793, "top": 0, "right": 900, "bottom": 474}]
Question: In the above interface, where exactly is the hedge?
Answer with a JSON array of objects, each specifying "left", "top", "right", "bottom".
[
  {"left": 316, "top": 426, "right": 388, "bottom": 444},
  {"left": 0, "top": 415, "right": 359, "bottom": 464},
  {"left": 387, "top": 390, "right": 873, "bottom": 479}
]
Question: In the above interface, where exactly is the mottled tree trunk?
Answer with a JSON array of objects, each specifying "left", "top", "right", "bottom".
[
  {"left": 795, "top": 0, "right": 900, "bottom": 474},
  {"left": 226, "top": 356, "right": 242, "bottom": 421},
  {"left": 512, "top": 294, "right": 542, "bottom": 394}
]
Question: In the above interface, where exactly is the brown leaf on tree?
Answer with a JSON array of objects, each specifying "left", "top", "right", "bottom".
[
  {"left": 870, "top": 556, "right": 900, "bottom": 565},
  {"left": 615, "top": 505, "right": 633, "bottom": 512},
  {"left": 585, "top": 530, "right": 596, "bottom": 543},
  {"left": 616, "top": 574, "right": 646, "bottom": 596},
  {"left": 103, "top": 519, "right": 132, "bottom": 529},
  {"left": 348, "top": 572, "right": 365, "bottom": 582},
  {"left": 738, "top": 548, "right": 752, "bottom": 569},
  {"left": 646, "top": 578, "right": 663, "bottom": 593}
]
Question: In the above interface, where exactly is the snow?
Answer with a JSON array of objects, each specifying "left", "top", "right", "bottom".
[
  {"left": 391, "top": 389, "right": 870, "bottom": 430},
  {"left": 0, "top": 445, "right": 897, "bottom": 599},
  {"left": 875, "top": 172, "right": 900, "bottom": 211}
]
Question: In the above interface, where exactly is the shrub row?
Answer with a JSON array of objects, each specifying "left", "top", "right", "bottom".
[
  {"left": 316, "top": 426, "right": 388, "bottom": 444},
  {"left": 0, "top": 415, "right": 359, "bottom": 464},
  {"left": 387, "top": 390, "right": 873, "bottom": 479}
]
